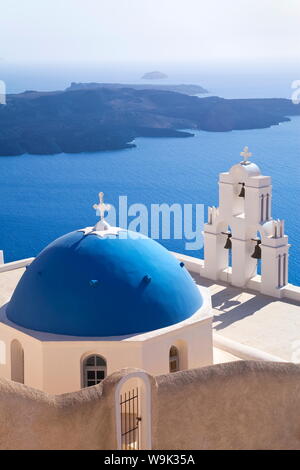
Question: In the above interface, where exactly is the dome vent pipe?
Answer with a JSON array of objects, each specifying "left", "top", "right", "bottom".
[{"left": 142, "top": 275, "right": 152, "bottom": 285}]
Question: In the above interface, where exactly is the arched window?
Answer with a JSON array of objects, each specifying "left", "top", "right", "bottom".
[
  {"left": 83, "top": 355, "right": 107, "bottom": 387},
  {"left": 0, "top": 341, "right": 6, "bottom": 365},
  {"left": 169, "top": 346, "right": 179, "bottom": 373},
  {"left": 11, "top": 339, "right": 24, "bottom": 384}
]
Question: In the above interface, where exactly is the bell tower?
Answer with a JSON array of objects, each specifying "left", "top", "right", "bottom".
[{"left": 202, "top": 147, "right": 289, "bottom": 298}]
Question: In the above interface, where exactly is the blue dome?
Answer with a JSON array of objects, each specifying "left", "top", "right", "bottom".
[{"left": 7, "top": 230, "right": 202, "bottom": 337}]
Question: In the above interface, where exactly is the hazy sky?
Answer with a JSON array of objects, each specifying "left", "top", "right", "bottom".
[{"left": 0, "top": 0, "right": 299, "bottom": 64}]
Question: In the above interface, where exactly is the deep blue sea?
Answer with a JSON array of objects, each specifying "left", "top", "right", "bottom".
[{"left": 0, "top": 118, "right": 299, "bottom": 285}]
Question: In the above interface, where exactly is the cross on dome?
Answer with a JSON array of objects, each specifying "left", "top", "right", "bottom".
[
  {"left": 240, "top": 146, "right": 252, "bottom": 165},
  {"left": 79, "top": 192, "right": 116, "bottom": 235},
  {"left": 93, "top": 192, "right": 111, "bottom": 220}
]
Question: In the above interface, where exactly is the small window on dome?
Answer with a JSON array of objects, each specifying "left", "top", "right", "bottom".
[
  {"left": 169, "top": 346, "right": 179, "bottom": 373},
  {"left": 83, "top": 354, "right": 107, "bottom": 388}
]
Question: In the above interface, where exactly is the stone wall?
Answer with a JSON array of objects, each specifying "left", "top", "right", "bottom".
[{"left": 1, "top": 361, "right": 300, "bottom": 449}]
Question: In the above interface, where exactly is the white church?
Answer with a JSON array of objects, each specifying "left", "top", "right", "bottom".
[{"left": 0, "top": 147, "right": 298, "bottom": 398}]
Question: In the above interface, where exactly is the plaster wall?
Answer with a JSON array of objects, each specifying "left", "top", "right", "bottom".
[
  {"left": 140, "top": 318, "right": 213, "bottom": 376},
  {"left": 0, "top": 374, "right": 117, "bottom": 450},
  {"left": 1, "top": 362, "right": 300, "bottom": 450},
  {"left": 42, "top": 341, "right": 144, "bottom": 394},
  {"left": 154, "top": 361, "right": 300, "bottom": 450},
  {"left": 21, "top": 311, "right": 212, "bottom": 395},
  {"left": 0, "top": 322, "right": 43, "bottom": 390}
]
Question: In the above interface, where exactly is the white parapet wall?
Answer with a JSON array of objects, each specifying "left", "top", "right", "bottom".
[
  {"left": 213, "top": 333, "right": 287, "bottom": 363},
  {"left": 282, "top": 284, "right": 300, "bottom": 303},
  {"left": 0, "top": 258, "right": 34, "bottom": 273},
  {"left": 171, "top": 251, "right": 300, "bottom": 303},
  {"left": 171, "top": 251, "right": 205, "bottom": 273}
]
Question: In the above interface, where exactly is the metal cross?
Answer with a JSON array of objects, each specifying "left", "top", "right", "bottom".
[
  {"left": 93, "top": 192, "right": 111, "bottom": 220},
  {"left": 240, "top": 146, "right": 252, "bottom": 164}
]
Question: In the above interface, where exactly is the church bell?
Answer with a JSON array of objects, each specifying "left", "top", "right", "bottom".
[
  {"left": 238, "top": 183, "right": 245, "bottom": 198},
  {"left": 251, "top": 239, "right": 262, "bottom": 259},
  {"left": 222, "top": 232, "right": 232, "bottom": 250}
]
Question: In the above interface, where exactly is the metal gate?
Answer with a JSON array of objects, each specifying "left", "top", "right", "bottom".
[{"left": 120, "top": 387, "right": 141, "bottom": 450}]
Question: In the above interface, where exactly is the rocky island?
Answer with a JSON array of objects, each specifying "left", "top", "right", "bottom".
[
  {"left": 142, "top": 71, "right": 168, "bottom": 80},
  {"left": 66, "top": 82, "right": 208, "bottom": 96},
  {"left": 0, "top": 87, "right": 299, "bottom": 156}
]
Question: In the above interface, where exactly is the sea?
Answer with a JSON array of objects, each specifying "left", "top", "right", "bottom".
[{"left": 0, "top": 63, "right": 299, "bottom": 285}]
